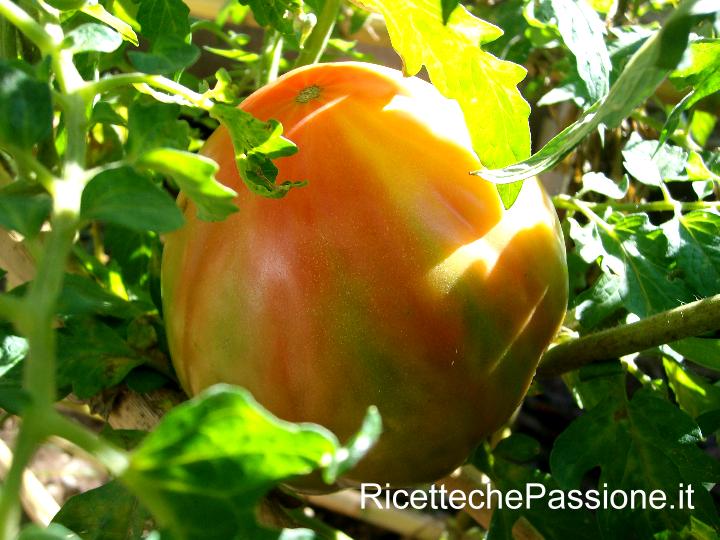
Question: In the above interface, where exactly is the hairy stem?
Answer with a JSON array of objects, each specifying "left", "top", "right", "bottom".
[
  {"left": 553, "top": 194, "right": 720, "bottom": 214},
  {"left": 294, "top": 0, "right": 341, "bottom": 68},
  {"left": 537, "top": 293, "right": 720, "bottom": 377}
]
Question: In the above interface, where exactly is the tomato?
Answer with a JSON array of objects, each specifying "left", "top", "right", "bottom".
[{"left": 162, "top": 62, "right": 568, "bottom": 486}]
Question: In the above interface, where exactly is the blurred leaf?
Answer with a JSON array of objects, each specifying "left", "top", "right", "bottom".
[
  {"left": 0, "top": 183, "right": 51, "bottom": 238},
  {"left": 82, "top": 4, "right": 139, "bottom": 45},
  {"left": 203, "top": 46, "right": 259, "bottom": 62},
  {"left": 56, "top": 274, "right": 139, "bottom": 319},
  {"left": 126, "top": 100, "right": 190, "bottom": 158},
  {"left": 689, "top": 110, "right": 716, "bottom": 146},
  {"left": 137, "top": 0, "right": 191, "bottom": 41},
  {"left": 238, "top": 0, "right": 302, "bottom": 35},
  {"left": 323, "top": 405, "right": 381, "bottom": 482},
  {"left": 661, "top": 39, "right": 720, "bottom": 146},
  {"left": 100, "top": 426, "right": 148, "bottom": 450},
  {"left": 550, "top": 388, "right": 720, "bottom": 537},
  {"left": 18, "top": 524, "right": 82, "bottom": 540},
  {"left": 128, "top": 36, "right": 199, "bottom": 75},
  {"left": 136, "top": 148, "right": 237, "bottom": 221},
  {"left": 621, "top": 133, "right": 687, "bottom": 186},
  {"left": 544, "top": 0, "right": 611, "bottom": 102},
  {"left": 81, "top": 167, "right": 184, "bottom": 233},
  {"left": 57, "top": 318, "right": 144, "bottom": 399},
  {"left": 664, "top": 358, "right": 720, "bottom": 422},
  {"left": 0, "top": 61, "right": 52, "bottom": 149},
  {"left": 65, "top": 23, "right": 123, "bottom": 54},
  {"left": 91, "top": 101, "right": 126, "bottom": 127},
  {"left": 668, "top": 337, "right": 720, "bottom": 372},
  {"left": 122, "top": 385, "right": 356, "bottom": 539},
  {"left": 353, "top": 0, "right": 531, "bottom": 169},
  {"left": 479, "top": 0, "right": 716, "bottom": 183},
  {"left": 53, "top": 481, "right": 149, "bottom": 540},
  {"left": 494, "top": 433, "right": 542, "bottom": 462},
  {"left": 210, "top": 104, "right": 302, "bottom": 199}
]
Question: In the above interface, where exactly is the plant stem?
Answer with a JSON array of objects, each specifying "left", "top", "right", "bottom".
[
  {"left": 262, "top": 30, "right": 284, "bottom": 84},
  {"left": 46, "top": 412, "right": 128, "bottom": 476},
  {"left": 0, "top": 14, "right": 18, "bottom": 59},
  {"left": 80, "top": 73, "right": 214, "bottom": 109},
  {"left": 0, "top": 411, "right": 45, "bottom": 540},
  {"left": 537, "top": 293, "right": 720, "bottom": 377},
  {"left": 294, "top": 0, "right": 341, "bottom": 68},
  {"left": 553, "top": 194, "right": 720, "bottom": 214},
  {"left": 0, "top": 0, "right": 53, "bottom": 53}
]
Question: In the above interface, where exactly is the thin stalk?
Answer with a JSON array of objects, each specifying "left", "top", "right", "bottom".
[
  {"left": 263, "top": 30, "right": 284, "bottom": 84},
  {"left": 553, "top": 194, "right": 720, "bottom": 214},
  {"left": 538, "top": 293, "right": 720, "bottom": 377},
  {"left": 294, "top": 0, "right": 341, "bottom": 68},
  {"left": 46, "top": 412, "right": 128, "bottom": 476}
]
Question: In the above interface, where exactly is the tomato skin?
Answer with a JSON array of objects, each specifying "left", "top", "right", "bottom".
[{"left": 162, "top": 62, "right": 568, "bottom": 486}]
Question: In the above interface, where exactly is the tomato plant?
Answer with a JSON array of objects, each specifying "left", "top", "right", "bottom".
[{"left": 0, "top": 0, "right": 718, "bottom": 538}]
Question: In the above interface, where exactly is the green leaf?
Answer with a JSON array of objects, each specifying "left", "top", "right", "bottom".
[
  {"left": 65, "top": 23, "right": 123, "bottom": 54},
  {"left": 353, "top": 0, "right": 530, "bottom": 169},
  {"left": 18, "top": 524, "right": 82, "bottom": 540},
  {"left": 493, "top": 433, "right": 542, "bottom": 462},
  {"left": 137, "top": 0, "right": 191, "bottom": 41},
  {"left": 57, "top": 318, "right": 145, "bottom": 399},
  {"left": 210, "top": 104, "right": 302, "bottom": 199},
  {"left": 573, "top": 214, "right": 694, "bottom": 327},
  {"left": 81, "top": 4, "right": 139, "bottom": 46},
  {"left": 496, "top": 182, "right": 523, "bottom": 209},
  {"left": 478, "top": 0, "right": 717, "bottom": 183},
  {"left": 621, "top": 133, "right": 688, "bottom": 186},
  {"left": 580, "top": 172, "right": 628, "bottom": 199},
  {"left": 663, "top": 211, "right": 720, "bottom": 298},
  {"left": 81, "top": 167, "right": 184, "bottom": 233},
  {"left": 0, "top": 182, "right": 51, "bottom": 238},
  {"left": 56, "top": 274, "right": 140, "bottom": 319},
  {"left": 664, "top": 357, "right": 720, "bottom": 423},
  {"left": 136, "top": 148, "right": 238, "bottom": 221},
  {"left": 52, "top": 481, "right": 149, "bottom": 540},
  {"left": 238, "top": 0, "right": 302, "bottom": 35},
  {"left": 550, "top": 387, "right": 720, "bottom": 537},
  {"left": 126, "top": 100, "right": 190, "bottom": 158},
  {"left": 121, "top": 385, "right": 354, "bottom": 539},
  {"left": 0, "top": 61, "right": 52, "bottom": 149},
  {"left": 668, "top": 337, "right": 720, "bottom": 372},
  {"left": 473, "top": 443, "right": 600, "bottom": 540},
  {"left": 128, "top": 36, "right": 199, "bottom": 75},
  {"left": 91, "top": 101, "right": 127, "bottom": 127},
  {"left": 441, "top": 0, "right": 460, "bottom": 24},
  {"left": 0, "top": 324, "right": 27, "bottom": 379},
  {"left": 545, "top": 0, "right": 611, "bottom": 102}
]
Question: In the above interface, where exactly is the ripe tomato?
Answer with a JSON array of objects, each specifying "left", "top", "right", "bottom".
[{"left": 162, "top": 62, "right": 568, "bottom": 486}]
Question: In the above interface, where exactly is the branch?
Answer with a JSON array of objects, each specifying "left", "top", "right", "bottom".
[{"left": 537, "top": 293, "right": 720, "bottom": 377}]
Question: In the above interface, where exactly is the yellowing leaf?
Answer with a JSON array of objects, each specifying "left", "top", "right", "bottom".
[{"left": 351, "top": 0, "right": 530, "bottom": 168}]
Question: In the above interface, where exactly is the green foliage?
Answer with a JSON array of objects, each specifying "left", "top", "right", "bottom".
[{"left": 0, "top": 0, "right": 719, "bottom": 537}]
